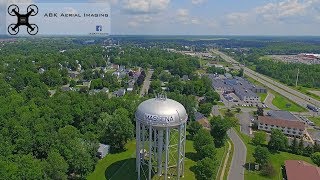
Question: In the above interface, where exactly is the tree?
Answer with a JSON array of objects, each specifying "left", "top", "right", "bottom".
[
  {"left": 298, "top": 137, "right": 304, "bottom": 155},
  {"left": 100, "top": 108, "right": 134, "bottom": 151},
  {"left": 199, "top": 103, "right": 212, "bottom": 117},
  {"left": 257, "top": 107, "right": 264, "bottom": 116},
  {"left": 193, "top": 129, "right": 214, "bottom": 153},
  {"left": 311, "top": 152, "right": 320, "bottom": 166},
  {"left": 204, "top": 90, "right": 219, "bottom": 103},
  {"left": 198, "top": 144, "right": 216, "bottom": 160},
  {"left": 187, "top": 121, "right": 202, "bottom": 138},
  {"left": 70, "top": 80, "right": 77, "bottom": 87},
  {"left": 252, "top": 131, "right": 267, "bottom": 146},
  {"left": 44, "top": 149, "right": 68, "bottom": 180},
  {"left": 291, "top": 136, "right": 298, "bottom": 154},
  {"left": 236, "top": 108, "right": 241, "bottom": 113},
  {"left": 314, "top": 142, "right": 320, "bottom": 153},
  {"left": 193, "top": 157, "right": 216, "bottom": 180},
  {"left": 253, "top": 145, "right": 270, "bottom": 165},
  {"left": 304, "top": 145, "right": 314, "bottom": 156},
  {"left": 260, "top": 163, "right": 276, "bottom": 177},
  {"left": 210, "top": 116, "right": 236, "bottom": 147},
  {"left": 268, "top": 129, "right": 288, "bottom": 151}
]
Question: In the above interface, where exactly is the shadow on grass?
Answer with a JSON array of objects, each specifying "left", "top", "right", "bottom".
[
  {"left": 185, "top": 152, "right": 200, "bottom": 162},
  {"left": 105, "top": 158, "right": 156, "bottom": 180}
]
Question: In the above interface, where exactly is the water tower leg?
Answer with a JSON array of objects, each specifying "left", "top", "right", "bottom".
[
  {"left": 165, "top": 127, "right": 169, "bottom": 180},
  {"left": 136, "top": 122, "right": 141, "bottom": 179},
  {"left": 177, "top": 125, "right": 182, "bottom": 179},
  {"left": 148, "top": 126, "right": 152, "bottom": 180},
  {"left": 158, "top": 130, "right": 164, "bottom": 176}
]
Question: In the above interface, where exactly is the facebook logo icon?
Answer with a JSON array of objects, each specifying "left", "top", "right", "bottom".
[{"left": 96, "top": 25, "right": 102, "bottom": 32}]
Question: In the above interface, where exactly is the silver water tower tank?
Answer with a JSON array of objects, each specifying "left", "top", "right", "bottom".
[{"left": 135, "top": 95, "right": 188, "bottom": 180}]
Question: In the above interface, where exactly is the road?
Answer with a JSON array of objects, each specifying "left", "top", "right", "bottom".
[
  {"left": 139, "top": 70, "right": 154, "bottom": 97},
  {"left": 212, "top": 49, "right": 320, "bottom": 109},
  {"left": 227, "top": 129, "right": 246, "bottom": 180}
]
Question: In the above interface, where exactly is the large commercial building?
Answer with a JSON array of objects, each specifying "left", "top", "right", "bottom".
[
  {"left": 257, "top": 116, "right": 306, "bottom": 138},
  {"left": 211, "top": 76, "right": 265, "bottom": 103}
]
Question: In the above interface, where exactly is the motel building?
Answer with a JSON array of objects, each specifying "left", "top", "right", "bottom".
[{"left": 257, "top": 116, "right": 306, "bottom": 138}]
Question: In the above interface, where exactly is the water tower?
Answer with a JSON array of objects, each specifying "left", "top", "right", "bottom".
[{"left": 135, "top": 95, "right": 188, "bottom": 180}]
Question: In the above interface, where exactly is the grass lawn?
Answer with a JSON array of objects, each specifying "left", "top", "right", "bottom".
[
  {"left": 88, "top": 138, "right": 224, "bottom": 180},
  {"left": 223, "top": 140, "right": 234, "bottom": 180},
  {"left": 309, "top": 116, "right": 320, "bottom": 127},
  {"left": 272, "top": 92, "right": 307, "bottom": 112},
  {"left": 258, "top": 93, "right": 267, "bottom": 102},
  {"left": 87, "top": 141, "right": 137, "bottom": 180},
  {"left": 234, "top": 127, "right": 314, "bottom": 180}
]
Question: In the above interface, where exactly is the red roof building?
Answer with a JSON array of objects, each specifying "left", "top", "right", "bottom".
[{"left": 285, "top": 160, "right": 320, "bottom": 180}]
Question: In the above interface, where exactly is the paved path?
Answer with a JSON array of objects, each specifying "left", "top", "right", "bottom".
[
  {"left": 212, "top": 49, "right": 320, "bottom": 109},
  {"left": 220, "top": 141, "right": 232, "bottom": 180},
  {"left": 264, "top": 92, "right": 279, "bottom": 110},
  {"left": 139, "top": 70, "right": 154, "bottom": 97},
  {"left": 227, "top": 129, "right": 246, "bottom": 180}
]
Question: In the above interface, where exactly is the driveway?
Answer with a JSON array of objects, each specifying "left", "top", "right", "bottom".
[
  {"left": 227, "top": 129, "right": 246, "bottom": 180},
  {"left": 237, "top": 112, "right": 253, "bottom": 137}
]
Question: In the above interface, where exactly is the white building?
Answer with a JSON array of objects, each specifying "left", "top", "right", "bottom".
[{"left": 257, "top": 116, "right": 306, "bottom": 138}]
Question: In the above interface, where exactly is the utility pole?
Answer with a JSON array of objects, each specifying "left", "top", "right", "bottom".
[{"left": 295, "top": 68, "right": 300, "bottom": 87}]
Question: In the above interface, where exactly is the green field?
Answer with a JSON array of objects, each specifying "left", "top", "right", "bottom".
[
  {"left": 309, "top": 117, "right": 320, "bottom": 127},
  {"left": 88, "top": 138, "right": 227, "bottom": 180},
  {"left": 258, "top": 93, "right": 267, "bottom": 102},
  {"left": 234, "top": 127, "right": 314, "bottom": 180},
  {"left": 272, "top": 92, "right": 307, "bottom": 112},
  {"left": 223, "top": 140, "right": 234, "bottom": 180}
]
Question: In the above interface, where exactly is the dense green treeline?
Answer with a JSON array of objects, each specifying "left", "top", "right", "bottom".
[
  {"left": 0, "top": 39, "right": 209, "bottom": 179},
  {"left": 255, "top": 59, "right": 320, "bottom": 88},
  {"left": 110, "top": 46, "right": 200, "bottom": 76}
]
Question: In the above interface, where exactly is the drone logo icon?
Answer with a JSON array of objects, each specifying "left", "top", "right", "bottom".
[{"left": 7, "top": 4, "right": 39, "bottom": 35}]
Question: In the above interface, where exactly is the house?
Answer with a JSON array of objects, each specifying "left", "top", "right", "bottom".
[
  {"left": 38, "top": 68, "right": 45, "bottom": 74},
  {"left": 182, "top": 75, "right": 189, "bottom": 81},
  {"left": 284, "top": 160, "right": 320, "bottom": 180},
  {"left": 61, "top": 86, "right": 73, "bottom": 92},
  {"left": 89, "top": 88, "right": 109, "bottom": 95},
  {"left": 97, "top": 143, "right": 110, "bottom": 159},
  {"left": 194, "top": 112, "right": 211, "bottom": 130},
  {"left": 113, "top": 89, "right": 126, "bottom": 97},
  {"left": 68, "top": 71, "right": 80, "bottom": 79},
  {"left": 112, "top": 64, "right": 120, "bottom": 70},
  {"left": 257, "top": 116, "right": 306, "bottom": 138}
]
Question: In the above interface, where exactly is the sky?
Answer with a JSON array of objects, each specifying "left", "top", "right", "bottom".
[{"left": 1, "top": 0, "right": 320, "bottom": 36}]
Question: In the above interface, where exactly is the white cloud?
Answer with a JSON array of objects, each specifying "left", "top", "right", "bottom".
[
  {"left": 226, "top": 12, "right": 249, "bottom": 25},
  {"left": 123, "top": 0, "right": 170, "bottom": 14},
  {"left": 191, "top": 0, "right": 206, "bottom": 5},
  {"left": 175, "top": 8, "right": 200, "bottom": 25},
  {"left": 225, "top": 0, "right": 320, "bottom": 25}
]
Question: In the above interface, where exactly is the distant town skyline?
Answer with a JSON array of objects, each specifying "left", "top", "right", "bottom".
[{"left": 1, "top": 0, "right": 320, "bottom": 36}]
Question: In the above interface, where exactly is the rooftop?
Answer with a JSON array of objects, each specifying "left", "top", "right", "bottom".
[
  {"left": 267, "top": 110, "right": 298, "bottom": 121},
  {"left": 258, "top": 116, "right": 305, "bottom": 130},
  {"left": 285, "top": 160, "right": 320, "bottom": 180}
]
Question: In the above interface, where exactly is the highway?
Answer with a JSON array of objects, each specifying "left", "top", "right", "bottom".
[{"left": 212, "top": 49, "right": 320, "bottom": 110}]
